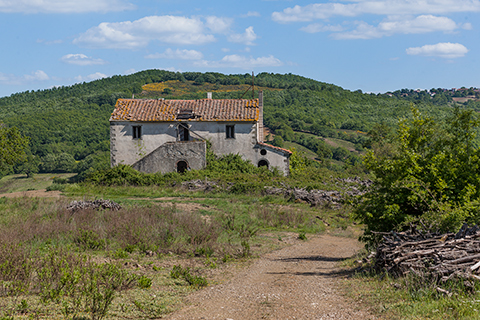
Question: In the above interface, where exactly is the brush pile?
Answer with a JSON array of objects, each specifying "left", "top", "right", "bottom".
[
  {"left": 375, "top": 224, "right": 480, "bottom": 284},
  {"left": 66, "top": 199, "right": 122, "bottom": 212}
]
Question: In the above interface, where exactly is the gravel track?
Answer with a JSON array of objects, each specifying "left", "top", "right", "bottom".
[{"left": 167, "top": 235, "right": 377, "bottom": 320}]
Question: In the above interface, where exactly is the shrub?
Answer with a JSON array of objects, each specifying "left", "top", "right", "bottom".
[
  {"left": 170, "top": 265, "right": 207, "bottom": 289},
  {"left": 354, "top": 107, "right": 480, "bottom": 245}
]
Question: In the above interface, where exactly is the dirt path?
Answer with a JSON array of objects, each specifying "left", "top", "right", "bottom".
[{"left": 167, "top": 235, "right": 376, "bottom": 320}]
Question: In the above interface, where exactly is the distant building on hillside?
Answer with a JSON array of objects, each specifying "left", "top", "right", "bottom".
[{"left": 109, "top": 92, "right": 291, "bottom": 175}]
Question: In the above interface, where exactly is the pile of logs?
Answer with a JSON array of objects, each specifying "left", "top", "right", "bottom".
[
  {"left": 66, "top": 199, "right": 122, "bottom": 212},
  {"left": 374, "top": 224, "right": 480, "bottom": 285}
]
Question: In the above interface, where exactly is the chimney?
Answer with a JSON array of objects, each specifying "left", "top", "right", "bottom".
[
  {"left": 207, "top": 92, "right": 212, "bottom": 99},
  {"left": 258, "top": 91, "right": 264, "bottom": 143}
]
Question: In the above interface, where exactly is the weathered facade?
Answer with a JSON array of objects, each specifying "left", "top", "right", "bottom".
[{"left": 109, "top": 92, "right": 291, "bottom": 175}]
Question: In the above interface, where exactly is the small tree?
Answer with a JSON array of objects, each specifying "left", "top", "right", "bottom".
[
  {"left": 0, "top": 125, "right": 29, "bottom": 177},
  {"left": 354, "top": 107, "right": 480, "bottom": 245}
]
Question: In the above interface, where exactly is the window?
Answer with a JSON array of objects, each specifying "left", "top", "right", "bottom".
[
  {"left": 179, "top": 125, "right": 190, "bottom": 141},
  {"left": 226, "top": 125, "right": 235, "bottom": 139},
  {"left": 132, "top": 126, "right": 142, "bottom": 139},
  {"left": 260, "top": 149, "right": 267, "bottom": 156}
]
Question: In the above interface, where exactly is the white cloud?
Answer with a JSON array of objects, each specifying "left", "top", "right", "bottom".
[
  {"left": 300, "top": 23, "right": 344, "bottom": 33},
  {"left": 194, "top": 54, "right": 283, "bottom": 69},
  {"left": 272, "top": 0, "right": 480, "bottom": 22},
  {"left": 24, "top": 70, "right": 49, "bottom": 81},
  {"left": 228, "top": 26, "right": 257, "bottom": 45},
  {"left": 124, "top": 69, "right": 137, "bottom": 75},
  {"left": 205, "top": 16, "right": 232, "bottom": 33},
  {"left": 145, "top": 48, "right": 203, "bottom": 60},
  {"left": 75, "top": 72, "right": 108, "bottom": 82},
  {"left": 73, "top": 15, "right": 219, "bottom": 49},
  {"left": 0, "top": 70, "right": 49, "bottom": 85},
  {"left": 60, "top": 54, "right": 107, "bottom": 66},
  {"left": 241, "top": 11, "right": 261, "bottom": 18},
  {"left": 406, "top": 42, "right": 469, "bottom": 58},
  {"left": 334, "top": 15, "right": 460, "bottom": 39},
  {"left": 0, "top": 0, "right": 135, "bottom": 13}
]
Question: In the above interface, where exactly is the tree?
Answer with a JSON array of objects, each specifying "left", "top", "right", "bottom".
[
  {"left": 0, "top": 125, "right": 29, "bottom": 176},
  {"left": 272, "top": 135, "right": 284, "bottom": 148},
  {"left": 354, "top": 107, "right": 480, "bottom": 245},
  {"left": 289, "top": 148, "right": 308, "bottom": 176},
  {"left": 15, "top": 153, "right": 40, "bottom": 178}
]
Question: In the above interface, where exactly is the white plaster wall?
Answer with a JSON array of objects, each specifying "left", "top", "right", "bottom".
[
  {"left": 110, "top": 120, "right": 289, "bottom": 175},
  {"left": 252, "top": 146, "right": 290, "bottom": 175},
  {"left": 188, "top": 122, "right": 256, "bottom": 157},
  {"left": 110, "top": 121, "right": 177, "bottom": 166}
]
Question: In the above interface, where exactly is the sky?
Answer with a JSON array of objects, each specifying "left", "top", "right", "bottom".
[{"left": 1, "top": 0, "right": 480, "bottom": 98}]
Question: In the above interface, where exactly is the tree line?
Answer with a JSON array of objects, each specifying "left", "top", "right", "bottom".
[{"left": 0, "top": 70, "right": 470, "bottom": 177}]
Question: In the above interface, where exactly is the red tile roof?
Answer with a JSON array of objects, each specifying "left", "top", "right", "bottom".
[
  {"left": 257, "top": 142, "right": 292, "bottom": 155},
  {"left": 110, "top": 98, "right": 259, "bottom": 122}
]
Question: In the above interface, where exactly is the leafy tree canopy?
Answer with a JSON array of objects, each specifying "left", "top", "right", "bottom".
[
  {"left": 0, "top": 125, "right": 28, "bottom": 166},
  {"left": 354, "top": 107, "right": 480, "bottom": 245}
]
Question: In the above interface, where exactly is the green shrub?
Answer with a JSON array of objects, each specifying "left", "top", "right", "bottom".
[
  {"left": 298, "top": 232, "right": 307, "bottom": 240},
  {"left": 74, "top": 230, "right": 106, "bottom": 251},
  {"left": 354, "top": 107, "right": 480, "bottom": 245},
  {"left": 170, "top": 265, "right": 207, "bottom": 289},
  {"left": 137, "top": 275, "right": 152, "bottom": 289}
]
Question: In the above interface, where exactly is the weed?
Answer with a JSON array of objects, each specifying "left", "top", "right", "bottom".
[
  {"left": 204, "top": 257, "right": 218, "bottom": 269},
  {"left": 16, "top": 299, "right": 28, "bottom": 314},
  {"left": 74, "top": 229, "right": 106, "bottom": 251},
  {"left": 137, "top": 275, "right": 152, "bottom": 289},
  {"left": 46, "top": 183, "right": 66, "bottom": 192},
  {"left": 37, "top": 248, "right": 137, "bottom": 320},
  {"left": 222, "top": 254, "right": 232, "bottom": 263},
  {"left": 132, "top": 299, "right": 169, "bottom": 318},
  {"left": 298, "top": 232, "right": 307, "bottom": 241},
  {"left": 112, "top": 249, "right": 129, "bottom": 259},
  {"left": 170, "top": 265, "right": 207, "bottom": 289}
]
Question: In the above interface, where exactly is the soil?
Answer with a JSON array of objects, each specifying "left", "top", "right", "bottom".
[{"left": 166, "top": 234, "right": 377, "bottom": 320}]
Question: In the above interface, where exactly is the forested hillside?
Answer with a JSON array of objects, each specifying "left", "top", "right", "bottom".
[{"left": 0, "top": 70, "right": 461, "bottom": 176}]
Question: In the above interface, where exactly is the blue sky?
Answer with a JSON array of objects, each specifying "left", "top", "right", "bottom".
[{"left": 1, "top": 0, "right": 479, "bottom": 98}]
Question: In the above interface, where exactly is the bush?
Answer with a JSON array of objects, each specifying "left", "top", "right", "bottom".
[{"left": 354, "top": 107, "right": 480, "bottom": 245}]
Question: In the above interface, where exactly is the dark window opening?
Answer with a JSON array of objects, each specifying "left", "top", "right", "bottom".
[
  {"left": 258, "top": 160, "right": 269, "bottom": 168},
  {"left": 260, "top": 149, "right": 267, "bottom": 156},
  {"left": 226, "top": 125, "right": 235, "bottom": 139},
  {"left": 179, "top": 125, "right": 190, "bottom": 141},
  {"left": 132, "top": 126, "right": 142, "bottom": 139},
  {"left": 177, "top": 160, "right": 188, "bottom": 173}
]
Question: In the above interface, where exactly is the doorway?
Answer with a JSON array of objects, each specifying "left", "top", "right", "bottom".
[
  {"left": 258, "top": 160, "right": 269, "bottom": 168},
  {"left": 177, "top": 160, "right": 188, "bottom": 173}
]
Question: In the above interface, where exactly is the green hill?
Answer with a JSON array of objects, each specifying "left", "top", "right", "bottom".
[{"left": 0, "top": 70, "right": 458, "bottom": 176}]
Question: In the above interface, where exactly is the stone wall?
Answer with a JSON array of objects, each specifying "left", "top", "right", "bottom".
[{"left": 132, "top": 141, "right": 206, "bottom": 174}]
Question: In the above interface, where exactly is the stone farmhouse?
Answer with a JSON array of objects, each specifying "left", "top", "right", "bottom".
[{"left": 109, "top": 92, "right": 291, "bottom": 175}]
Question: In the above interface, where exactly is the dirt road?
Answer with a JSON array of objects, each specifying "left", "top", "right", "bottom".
[{"left": 167, "top": 235, "right": 376, "bottom": 320}]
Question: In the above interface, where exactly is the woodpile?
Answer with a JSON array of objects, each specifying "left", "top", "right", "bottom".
[
  {"left": 66, "top": 199, "right": 122, "bottom": 212},
  {"left": 374, "top": 224, "right": 480, "bottom": 289},
  {"left": 263, "top": 177, "right": 371, "bottom": 207}
]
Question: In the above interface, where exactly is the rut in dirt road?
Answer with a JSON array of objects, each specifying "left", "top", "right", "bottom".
[{"left": 167, "top": 235, "right": 377, "bottom": 320}]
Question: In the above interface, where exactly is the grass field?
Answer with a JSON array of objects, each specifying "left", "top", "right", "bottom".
[
  {"left": 0, "top": 174, "right": 359, "bottom": 319},
  {"left": 1, "top": 173, "right": 477, "bottom": 320},
  {"left": 0, "top": 173, "right": 75, "bottom": 194}
]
